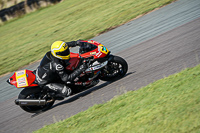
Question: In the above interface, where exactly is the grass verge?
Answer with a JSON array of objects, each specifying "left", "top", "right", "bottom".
[
  {"left": 0, "top": 0, "right": 175, "bottom": 75},
  {"left": 34, "top": 64, "right": 200, "bottom": 133}
]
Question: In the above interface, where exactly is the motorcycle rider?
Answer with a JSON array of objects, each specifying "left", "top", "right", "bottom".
[{"left": 36, "top": 40, "right": 88, "bottom": 98}]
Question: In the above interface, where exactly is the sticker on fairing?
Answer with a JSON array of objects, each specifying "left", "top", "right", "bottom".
[
  {"left": 15, "top": 70, "right": 28, "bottom": 88},
  {"left": 98, "top": 44, "right": 109, "bottom": 55},
  {"left": 85, "top": 61, "right": 108, "bottom": 72},
  {"left": 90, "top": 52, "right": 96, "bottom": 55}
]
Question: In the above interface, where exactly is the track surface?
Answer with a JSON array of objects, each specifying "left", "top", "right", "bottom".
[{"left": 1, "top": 0, "right": 200, "bottom": 132}]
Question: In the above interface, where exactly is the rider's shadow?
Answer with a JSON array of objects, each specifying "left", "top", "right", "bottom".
[
  {"left": 52, "top": 71, "right": 135, "bottom": 107},
  {"left": 31, "top": 72, "right": 135, "bottom": 117}
]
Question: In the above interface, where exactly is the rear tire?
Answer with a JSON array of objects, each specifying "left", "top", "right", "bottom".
[
  {"left": 18, "top": 87, "right": 55, "bottom": 113},
  {"left": 100, "top": 56, "right": 128, "bottom": 81}
]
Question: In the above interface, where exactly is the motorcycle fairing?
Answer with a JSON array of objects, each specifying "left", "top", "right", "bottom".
[
  {"left": 66, "top": 40, "right": 110, "bottom": 71},
  {"left": 79, "top": 40, "right": 110, "bottom": 59},
  {"left": 66, "top": 53, "right": 80, "bottom": 71},
  {"left": 86, "top": 61, "right": 108, "bottom": 72},
  {"left": 8, "top": 70, "right": 38, "bottom": 88}
]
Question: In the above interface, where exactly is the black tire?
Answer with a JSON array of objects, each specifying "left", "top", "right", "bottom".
[
  {"left": 18, "top": 87, "right": 55, "bottom": 113},
  {"left": 100, "top": 56, "right": 128, "bottom": 81}
]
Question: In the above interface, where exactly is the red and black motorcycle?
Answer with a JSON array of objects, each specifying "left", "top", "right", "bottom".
[{"left": 7, "top": 40, "right": 128, "bottom": 113}]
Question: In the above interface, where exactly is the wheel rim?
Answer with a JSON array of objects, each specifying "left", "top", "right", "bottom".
[{"left": 103, "top": 61, "right": 124, "bottom": 78}]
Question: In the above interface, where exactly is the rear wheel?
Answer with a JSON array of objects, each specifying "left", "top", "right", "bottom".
[
  {"left": 100, "top": 56, "right": 128, "bottom": 81},
  {"left": 18, "top": 87, "right": 55, "bottom": 113}
]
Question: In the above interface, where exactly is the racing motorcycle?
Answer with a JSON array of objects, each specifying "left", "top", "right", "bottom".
[{"left": 7, "top": 40, "right": 128, "bottom": 113}]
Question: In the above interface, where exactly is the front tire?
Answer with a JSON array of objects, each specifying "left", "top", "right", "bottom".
[
  {"left": 18, "top": 87, "right": 55, "bottom": 113},
  {"left": 100, "top": 56, "right": 128, "bottom": 81}
]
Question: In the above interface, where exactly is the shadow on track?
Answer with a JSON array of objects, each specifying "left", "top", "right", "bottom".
[{"left": 31, "top": 71, "right": 135, "bottom": 117}]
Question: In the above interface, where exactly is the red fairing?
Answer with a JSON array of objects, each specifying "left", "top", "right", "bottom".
[
  {"left": 80, "top": 40, "right": 110, "bottom": 59},
  {"left": 80, "top": 49, "right": 98, "bottom": 58},
  {"left": 66, "top": 53, "right": 80, "bottom": 71},
  {"left": 66, "top": 40, "right": 110, "bottom": 70},
  {"left": 26, "top": 70, "right": 38, "bottom": 87},
  {"left": 9, "top": 70, "right": 38, "bottom": 88},
  {"left": 9, "top": 72, "right": 17, "bottom": 87}
]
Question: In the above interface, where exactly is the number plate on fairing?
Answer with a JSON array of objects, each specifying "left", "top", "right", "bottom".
[{"left": 15, "top": 70, "right": 28, "bottom": 88}]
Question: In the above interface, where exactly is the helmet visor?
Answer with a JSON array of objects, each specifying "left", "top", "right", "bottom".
[{"left": 56, "top": 48, "right": 70, "bottom": 56}]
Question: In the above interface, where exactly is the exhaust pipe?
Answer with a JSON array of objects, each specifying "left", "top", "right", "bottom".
[{"left": 15, "top": 99, "right": 47, "bottom": 106}]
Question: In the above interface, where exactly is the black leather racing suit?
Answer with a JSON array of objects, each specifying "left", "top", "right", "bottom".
[{"left": 36, "top": 41, "right": 86, "bottom": 97}]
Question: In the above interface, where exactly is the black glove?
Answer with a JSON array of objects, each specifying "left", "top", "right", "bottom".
[
  {"left": 76, "top": 40, "right": 84, "bottom": 46},
  {"left": 79, "top": 64, "right": 87, "bottom": 71},
  {"left": 66, "top": 41, "right": 78, "bottom": 47},
  {"left": 79, "top": 59, "right": 90, "bottom": 71}
]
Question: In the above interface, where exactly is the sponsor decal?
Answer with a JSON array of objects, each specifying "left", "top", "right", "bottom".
[
  {"left": 16, "top": 70, "right": 25, "bottom": 76},
  {"left": 96, "top": 51, "right": 102, "bottom": 57},
  {"left": 88, "top": 40, "right": 95, "bottom": 44},
  {"left": 17, "top": 77, "right": 26, "bottom": 81},
  {"left": 90, "top": 52, "right": 96, "bottom": 55},
  {"left": 94, "top": 70, "right": 100, "bottom": 75},
  {"left": 89, "top": 61, "right": 108, "bottom": 71},
  {"left": 63, "top": 42, "right": 68, "bottom": 49},
  {"left": 98, "top": 44, "right": 109, "bottom": 55},
  {"left": 56, "top": 64, "right": 64, "bottom": 71},
  {"left": 15, "top": 70, "right": 28, "bottom": 88},
  {"left": 93, "top": 65, "right": 102, "bottom": 70}
]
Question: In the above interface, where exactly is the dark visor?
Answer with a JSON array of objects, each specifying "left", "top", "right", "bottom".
[{"left": 56, "top": 48, "right": 70, "bottom": 56}]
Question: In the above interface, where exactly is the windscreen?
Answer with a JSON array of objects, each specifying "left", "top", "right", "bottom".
[{"left": 79, "top": 42, "right": 97, "bottom": 54}]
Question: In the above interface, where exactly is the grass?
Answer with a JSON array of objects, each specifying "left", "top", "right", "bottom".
[
  {"left": 0, "top": 0, "right": 175, "bottom": 76},
  {"left": 34, "top": 64, "right": 200, "bottom": 133}
]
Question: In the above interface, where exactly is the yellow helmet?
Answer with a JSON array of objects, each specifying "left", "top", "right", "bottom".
[{"left": 51, "top": 41, "right": 70, "bottom": 60}]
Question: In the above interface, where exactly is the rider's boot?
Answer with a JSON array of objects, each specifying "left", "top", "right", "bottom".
[{"left": 44, "top": 83, "right": 71, "bottom": 98}]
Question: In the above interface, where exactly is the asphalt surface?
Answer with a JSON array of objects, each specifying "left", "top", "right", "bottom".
[{"left": 0, "top": 0, "right": 200, "bottom": 132}]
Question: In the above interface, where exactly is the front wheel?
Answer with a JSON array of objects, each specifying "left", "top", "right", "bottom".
[
  {"left": 99, "top": 56, "right": 128, "bottom": 81},
  {"left": 18, "top": 87, "right": 55, "bottom": 113}
]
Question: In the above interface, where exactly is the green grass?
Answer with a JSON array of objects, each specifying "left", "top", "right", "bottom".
[
  {"left": 0, "top": 0, "right": 175, "bottom": 75},
  {"left": 34, "top": 64, "right": 200, "bottom": 133}
]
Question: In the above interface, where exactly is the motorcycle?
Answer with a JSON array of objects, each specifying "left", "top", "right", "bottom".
[{"left": 7, "top": 40, "right": 128, "bottom": 113}]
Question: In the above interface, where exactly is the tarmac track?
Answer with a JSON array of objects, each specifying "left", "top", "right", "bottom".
[{"left": 0, "top": 0, "right": 200, "bottom": 132}]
